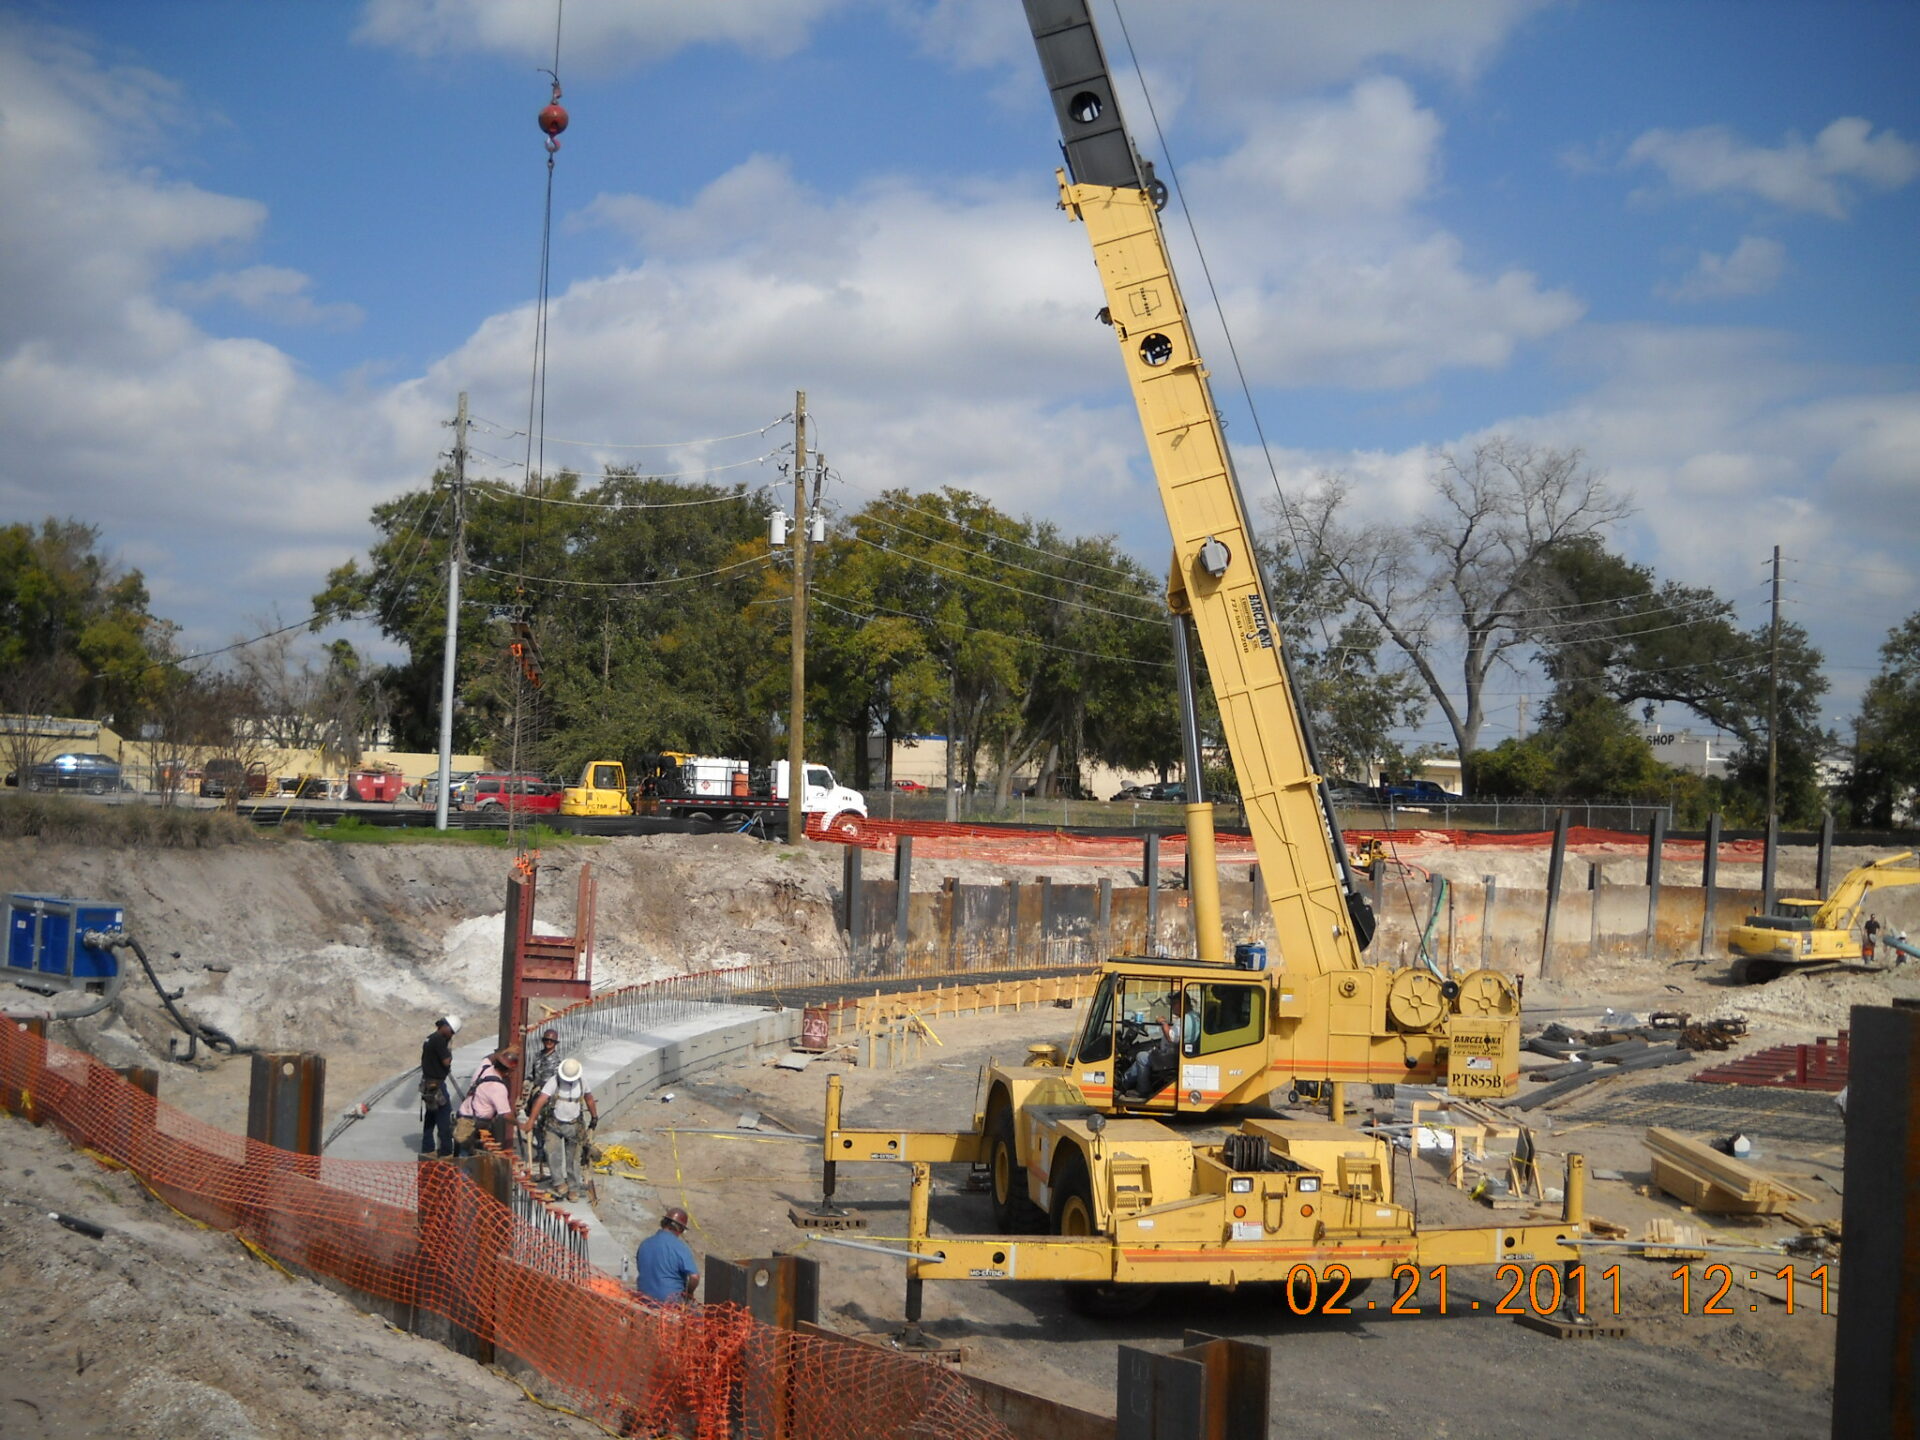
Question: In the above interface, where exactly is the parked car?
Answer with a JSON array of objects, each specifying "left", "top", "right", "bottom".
[
  {"left": 22, "top": 752, "right": 123, "bottom": 794},
  {"left": 1112, "top": 781, "right": 1186, "bottom": 802},
  {"left": 461, "top": 773, "right": 563, "bottom": 814},
  {"left": 200, "top": 758, "right": 269, "bottom": 799},
  {"left": 893, "top": 779, "right": 927, "bottom": 792},
  {"left": 1324, "top": 783, "right": 1377, "bottom": 806},
  {"left": 1377, "top": 779, "right": 1455, "bottom": 805}
]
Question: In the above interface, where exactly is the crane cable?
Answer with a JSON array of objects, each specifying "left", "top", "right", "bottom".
[{"left": 506, "top": 0, "right": 568, "bottom": 856}]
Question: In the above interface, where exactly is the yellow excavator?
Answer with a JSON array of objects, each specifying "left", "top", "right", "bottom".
[
  {"left": 809, "top": 0, "right": 1585, "bottom": 1320},
  {"left": 1727, "top": 851, "right": 1920, "bottom": 983}
]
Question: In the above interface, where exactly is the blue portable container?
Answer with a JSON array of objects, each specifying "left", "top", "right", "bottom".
[
  {"left": 6, "top": 894, "right": 124, "bottom": 987},
  {"left": 1233, "top": 941, "right": 1267, "bottom": 971}
]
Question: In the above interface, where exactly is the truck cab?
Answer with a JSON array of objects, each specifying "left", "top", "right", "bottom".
[{"left": 561, "top": 760, "right": 632, "bottom": 817}]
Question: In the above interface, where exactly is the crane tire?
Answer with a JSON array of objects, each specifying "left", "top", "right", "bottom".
[
  {"left": 988, "top": 1101, "right": 1044, "bottom": 1233},
  {"left": 1050, "top": 1148, "right": 1149, "bottom": 1317}
]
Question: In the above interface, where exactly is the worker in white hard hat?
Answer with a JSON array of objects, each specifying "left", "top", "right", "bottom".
[
  {"left": 419, "top": 1015, "right": 461, "bottom": 1158},
  {"left": 523, "top": 1055, "right": 598, "bottom": 1202}
]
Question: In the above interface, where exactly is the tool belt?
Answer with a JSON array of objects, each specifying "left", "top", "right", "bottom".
[
  {"left": 420, "top": 1078, "right": 446, "bottom": 1108},
  {"left": 451, "top": 1115, "right": 479, "bottom": 1146}
]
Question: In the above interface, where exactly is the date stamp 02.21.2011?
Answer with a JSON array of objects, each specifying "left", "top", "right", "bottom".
[{"left": 1277, "top": 1262, "right": 1833, "bottom": 1318}]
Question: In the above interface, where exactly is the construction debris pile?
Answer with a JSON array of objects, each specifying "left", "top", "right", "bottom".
[{"left": 1502, "top": 1014, "right": 1736, "bottom": 1112}]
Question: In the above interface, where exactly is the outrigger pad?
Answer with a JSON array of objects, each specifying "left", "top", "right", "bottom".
[{"left": 788, "top": 1204, "right": 868, "bottom": 1231}]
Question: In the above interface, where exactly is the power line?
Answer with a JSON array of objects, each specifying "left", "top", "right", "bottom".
[
  {"left": 829, "top": 470, "right": 1147, "bottom": 582},
  {"left": 847, "top": 533, "right": 1161, "bottom": 624},
  {"left": 811, "top": 591, "right": 1171, "bottom": 671},
  {"left": 854, "top": 509, "right": 1160, "bottom": 605},
  {"left": 469, "top": 411, "right": 792, "bottom": 452},
  {"left": 464, "top": 554, "right": 772, "bottom": 591}
]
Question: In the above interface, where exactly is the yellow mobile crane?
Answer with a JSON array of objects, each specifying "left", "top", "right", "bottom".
[{"left": 810, "top": 0, "right": 1583, "bottom": 1317}]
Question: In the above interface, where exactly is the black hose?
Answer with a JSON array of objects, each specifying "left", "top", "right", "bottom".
[{"left": 126, "top": 937, "right": 256, "bottom": 1060}]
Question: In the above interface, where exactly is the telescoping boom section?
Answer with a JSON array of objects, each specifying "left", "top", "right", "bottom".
[{"left": 1024, "top": 0, "right": 1523, "bottom": 1074}]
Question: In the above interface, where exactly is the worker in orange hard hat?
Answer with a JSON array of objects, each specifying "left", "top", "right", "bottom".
[{"left": 635, "top": 1206, "right": 698, "bottom": 1303}]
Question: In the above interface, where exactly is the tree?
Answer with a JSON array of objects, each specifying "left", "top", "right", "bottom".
[
  {"left": 811, "top": 488, "right": 1172, "bottom": 805},
  {"left": 1285, "top": 439, "right": 1631, "bottom": 791},
  {"left": 1843, "top": 610, "right": 1920, "bottom": 827},
  {"left": 0, "top": 518, "right": 173, "bottom": 727},
  {"left": 1257, "top": 531, "right": 1427, "bottom": 782}
]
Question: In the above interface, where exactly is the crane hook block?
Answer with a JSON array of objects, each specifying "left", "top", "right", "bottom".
[{"left": 540, "top": 102, "right": 570, "bottom": 141}]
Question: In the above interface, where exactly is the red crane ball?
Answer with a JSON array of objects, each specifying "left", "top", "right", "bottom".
[{"left": 539, "top": 103, "right": 569, "bottom": 138}]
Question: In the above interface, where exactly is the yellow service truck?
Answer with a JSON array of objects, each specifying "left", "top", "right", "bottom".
[{"left": 808, "top": 0, "right": 1591, "bottom": 1322}]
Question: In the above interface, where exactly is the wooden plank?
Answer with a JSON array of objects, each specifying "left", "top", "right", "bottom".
[{"left": 1645, "top": 1127, "right": 1810, "bottom": 1203}]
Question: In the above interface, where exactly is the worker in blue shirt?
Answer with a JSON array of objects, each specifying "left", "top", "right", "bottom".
[{"left": 635, "top": 1206, "right": 699, "bottom": 1303}]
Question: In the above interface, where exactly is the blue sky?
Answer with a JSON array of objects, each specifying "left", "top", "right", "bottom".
[{"left": 2, "top": 0, "right": 1915, "bottom": 753}]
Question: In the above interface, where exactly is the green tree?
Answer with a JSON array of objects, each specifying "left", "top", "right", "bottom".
[
  {"left": 0, "top": 518, "right": 173, "bottom": 726},
  {"left": 812, "top": 488, "right": 1171, "bottom": 804},
  {"left": 1845, "top": 611, "right": 1920, "bottom": 826}
]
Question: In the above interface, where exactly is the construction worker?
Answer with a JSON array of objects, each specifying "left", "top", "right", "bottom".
[
  {"left": 521, "top": 1027, "right": 564, "bottom": 1177},
  {"left": 419, "top": 1015, "right": 460, "bottom": 1158},
  {"left": 1864, "top": 914, "right": 1880, "bottom": 963},
  {"left": 454, "top": 1046, "right": 519, "bottom": 1157},
  {"left": 523, "top": 1056, "right": 597, "bottom": 1202},
  {"left": 635, "top": 1207, "right": 699, "bottom": 1303}
]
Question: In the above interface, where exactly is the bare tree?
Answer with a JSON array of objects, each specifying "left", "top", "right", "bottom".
[
  {"left": 0, "top": 657, "right": 83, "bottom": 790},
  {"left": 1292, "top": 439, "right": 1632, "bottom": 789}
]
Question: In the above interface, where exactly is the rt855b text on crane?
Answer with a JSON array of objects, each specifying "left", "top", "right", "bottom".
[{"left": 806, "top": 0, "right": 1590, "bottom": 1323}]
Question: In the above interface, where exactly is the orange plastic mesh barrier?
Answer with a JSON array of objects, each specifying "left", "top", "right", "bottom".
[
  {"left": 0, "top": 1022, "right": 1018, "bottom": 1440},
  {"left": 1344, "top": 825, "right": 1766, "bottom": 861},
  {"left": 845, "top": 817, "right": 1761, "bottom": 868},
  {"left": 848, "top": 817, "right": 1259, "bottom": 867}
]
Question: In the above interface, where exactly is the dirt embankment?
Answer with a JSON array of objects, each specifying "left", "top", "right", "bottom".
[{"left": 2, "top": 833, "right": 858, "bottom": 1122}]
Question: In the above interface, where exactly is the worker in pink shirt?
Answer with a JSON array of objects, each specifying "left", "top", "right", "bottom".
[{"left": 453, "top": 1046, "right": 519, "bottom": 1156}]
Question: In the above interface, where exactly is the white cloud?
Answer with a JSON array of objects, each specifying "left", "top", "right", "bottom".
[
  {"left": 1624, "top": 116, "right": 1920, "bottom": 218},
  {"left": 353, "top": 0, "right": 854, "bottom": 66},
  {"left": 1208, "top": 77, "right": 1438, "bottom": 217},
  {"left": 174, "top": 266, "right": 365, "bottom": 330},
  {"left": 1438, "top": 325, "right": 1920, "bottom": 717},
  {"left": 1660, "top": 235, "right": 1786, "bottom": 301},
  {"left": 1174, "top": 82, "right": 1582, "bottom": 386},
  {"left": 0, "top": 17, "right": 427, "bottom": 646}
]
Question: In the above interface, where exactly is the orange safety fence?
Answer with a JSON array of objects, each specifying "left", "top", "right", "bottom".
[
  {"left": 0, "top": 1021, "right": 1018, "bottom": 1440},
  {"left": 848, "top": 817, "right": 1764, "bottom": 867}
]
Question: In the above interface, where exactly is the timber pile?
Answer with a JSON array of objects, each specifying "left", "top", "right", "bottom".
[{"left": 1643, "top": 1127, "right": 1812, "bottom": 1216}]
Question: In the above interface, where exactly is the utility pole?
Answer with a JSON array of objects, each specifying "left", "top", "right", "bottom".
[
  {"left": 434, "top": 392, "right": 467, "bottom": 831},
  {"left": 1766, "top": 544, "right": 1781, "bottom": 823},
  {"left": 787, "top": 391, "right": 809, "bottom": 843}
]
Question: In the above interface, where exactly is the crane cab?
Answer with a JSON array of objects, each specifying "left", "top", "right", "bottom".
[{"left": 1068, "top": 957, "right": 1279, "bottom": 1113}]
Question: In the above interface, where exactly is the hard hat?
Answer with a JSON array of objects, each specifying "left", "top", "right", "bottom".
[
  {"left": 663, "top": 1206, "right": 689, "bottom": 1229},
  {"left": 441, "top": 1015, "right": 462, "bottom": 1033},
  {"left": 558, "top": 1057, "right": 584, "bottom": 1083},
  {"left": 542, "top": 1028, "right": 559, "bottom": 1041}
]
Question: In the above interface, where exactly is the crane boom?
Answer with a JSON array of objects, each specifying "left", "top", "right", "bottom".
[{"left": 1027, "top": 0, "right": 1368, "bottom": 979}]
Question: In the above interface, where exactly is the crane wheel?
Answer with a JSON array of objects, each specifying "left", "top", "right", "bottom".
[
  {"left": 988, "top": 1103, "right": 1044, "bottom": 1233},
  {"left": 1050, "top": 1149, "right": 1149, "bottom": 1317}
]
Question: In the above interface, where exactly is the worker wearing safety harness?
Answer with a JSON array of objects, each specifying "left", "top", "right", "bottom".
[
  {"left": 523, "top": 1056, "right": 597, "bottom": 1202},
  {"left": 418, "top": 1015, "right": 460, "bottom": 1159}
]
